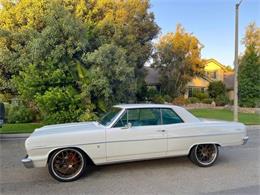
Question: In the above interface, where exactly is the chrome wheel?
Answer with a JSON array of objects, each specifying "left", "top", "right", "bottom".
[
  {"left": 195, "top": 144, "right": 218, "bottom": 166},
  {"left": 50, "top": 148, "right": 85, "bottom": 181}
]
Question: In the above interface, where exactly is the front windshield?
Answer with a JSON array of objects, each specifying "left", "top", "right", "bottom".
[{"left": 98, "top": 107, "right": 122, "bottom": 126}]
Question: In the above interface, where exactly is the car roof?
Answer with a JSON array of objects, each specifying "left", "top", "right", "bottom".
[
  {"left": 112, "top": 104, "right": 200, "bottom": 124},
  {"left": 114, "top": 104, "right": 181, "bottom": 109}
]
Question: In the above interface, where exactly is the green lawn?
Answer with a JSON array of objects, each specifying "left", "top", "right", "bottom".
[
  {"left": 190, "top": 108, "right": 260, "bottom": 125},
  {"left": 0, "top": 109, "right": 259, "bottom": 134},
  {"left": 0, "top": 123, "right": 43, "bottom": 134}
]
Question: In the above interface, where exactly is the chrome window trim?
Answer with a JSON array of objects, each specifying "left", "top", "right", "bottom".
[{"left": 110, "top": 107, "right": 184, "bottom": 128}]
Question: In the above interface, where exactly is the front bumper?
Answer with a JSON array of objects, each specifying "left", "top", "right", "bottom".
[
  {"left": 21, "top": 155, "right": 34, "bottom": 168},
  {"left": 242, "top": 136, "right": 249, "bottom": 145}
]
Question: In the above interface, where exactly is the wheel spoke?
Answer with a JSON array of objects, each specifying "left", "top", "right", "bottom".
[
  {"left": 52, "top": 149, "right": 84, "bottom": 179},
  {"left": 196, "top": 144, "right": 217, "bottom": 164}
]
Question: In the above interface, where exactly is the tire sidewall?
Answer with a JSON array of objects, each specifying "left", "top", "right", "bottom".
[
  {"left": 48, "top": 148, "right": 87, "bottom": 182},
  {"left": 190, "top": 144, "right": 219, "bottom": 167}
]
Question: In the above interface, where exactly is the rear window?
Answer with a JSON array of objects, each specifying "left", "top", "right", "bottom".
[{"left": 161, "top": 108, "right": 183, "bottom": 124}]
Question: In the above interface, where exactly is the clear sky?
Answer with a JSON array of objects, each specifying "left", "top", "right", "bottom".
[{"left": 150, "top": 0, "right": 260, "bottom": 66}]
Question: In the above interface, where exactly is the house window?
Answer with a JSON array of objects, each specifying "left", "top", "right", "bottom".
[
  {"left": 208, "top": 71, "right": 217, "bottom": 79},
  {"left": 188, "top": 87, "right": 193, "bottom": 97},
  {"left": 188, "top": 87, "right": 206, "bottom": 97}
]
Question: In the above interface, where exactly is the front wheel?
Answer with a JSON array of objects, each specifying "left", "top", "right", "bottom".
[
  {"left": 48, "top": 148, "right": 87, "bottom": 182},
  {"left": 189, "top": 144, "right": 218, "bottom": 167}
]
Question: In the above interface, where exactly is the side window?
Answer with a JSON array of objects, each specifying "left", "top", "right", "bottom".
[
  {"left": 161, "top": 108, "right": 183, "bottom": 125},
  {"left": 113, "top": 111, "right": 127, "bottom": 128},
  {"left": 139, "top": 108, "right": 161, "bottom": 126},
  {"left": 128, "top": 109, "right": 140, "bottom": 126}
]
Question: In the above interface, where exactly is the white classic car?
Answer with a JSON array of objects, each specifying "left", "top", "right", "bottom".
[{"left": 22, "top": 104, "right": 248, "bottom": 182}]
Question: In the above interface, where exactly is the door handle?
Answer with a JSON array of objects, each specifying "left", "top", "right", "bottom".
[{"left": 157, "top": 130, "right": 166, "bottom": 132}]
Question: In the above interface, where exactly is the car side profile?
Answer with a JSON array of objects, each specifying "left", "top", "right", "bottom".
[{"left": 22, "top": 104, "right": 248, "bottom": 182}]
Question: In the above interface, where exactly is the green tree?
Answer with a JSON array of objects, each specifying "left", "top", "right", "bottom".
[
  {"left": 67, "top": 0, "right": 159, "bottom": 68},
  {"left": 0, "top": 0, "right": 48, "bottom": 96},
  {"left": 77, "top": 43, "right": 136, "bottom": 116},
  {"left": 59, "top": 0, "right": 159, "bottom": 101},
  {"left": 208, "top": 81, "right": 226, "bottom": 99},
  {"left": 0, "top": 0, "right": 159, "bottom": 123},
  {"left": 242, "top": 23, "right": 260, "bottom": 53},
  {"left": 84, "top": 44, "right": 136, "bottom": 105},
  {"left": 238, "top": 23, "right": 260, "bottom": 107},
  {"left": 153, "top": 24, "right": 204, "bottom": 98},
  {"left": 7, "top": 0, "right": 91, "bottom": 123}
]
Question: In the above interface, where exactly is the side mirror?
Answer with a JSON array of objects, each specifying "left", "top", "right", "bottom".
[
  {"left": 121, "top": 122, "right": 132, "bottom": 129},
  {"left": 127, "top": 122, "right": 132, "bottom": 128}
]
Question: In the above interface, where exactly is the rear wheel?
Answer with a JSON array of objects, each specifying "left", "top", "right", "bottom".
[
  {"left": 189, "top": 144, "right": 218, "bottom": 167},
  {"left": 48, "top": 148, "right": 87, "bottom": 182}
]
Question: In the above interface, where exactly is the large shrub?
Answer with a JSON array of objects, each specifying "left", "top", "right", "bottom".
[
  {"left": 8, "top": 104, "right": 34, "bottom": 123},
  {"left": 163, "top": 95, "right": 173, "bottom": 103},
  {"left": 215, "top": 94, "right": 229, "bottom": 106},
  {"left": 152, "top": 95, "right": 165, "bottom": 104},
  {"left": 35, "top": 87, "right": 84, "bottom": 124},
  {"left": 188, "top": 97, "right": 200, "bottom": 104},
  {"left": 145, "top": 86, "right": 161, "bottom": 101},
  {"left": 202, "top": 98, "right": 213, "bottom": 104},
  {"left": 193, "top": 92, "right": 209, "bottom": 101},
  {"left": 208, "top": 81, "right": 226, "bottom": 99},
  {"left": 172, "top": 96, "right": 188, "bottom": 105}
]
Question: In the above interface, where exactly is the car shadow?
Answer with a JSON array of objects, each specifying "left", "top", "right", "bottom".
[{"left": 81, "top": 156, "right": 192, "bottom": 178}]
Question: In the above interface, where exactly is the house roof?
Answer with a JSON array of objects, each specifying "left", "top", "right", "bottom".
[
  {"left": 205, "top": 58, "right": 229, "bottom": 72},
  {"left": 144, "top": 66, "right": 160, "bottom": 85},
  {"left": 224, "top": 72, "right": 234, "bottom": 90},
  {"left": 144, "top": 67, "right": 212, "bottom": 85},
  {"left": 143, "top": 61, "right": 234, "bottom": 90}
]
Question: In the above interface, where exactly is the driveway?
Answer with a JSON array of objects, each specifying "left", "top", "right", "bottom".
[{"left": 0, "top": 127, "right": 259, "bottom": 195}]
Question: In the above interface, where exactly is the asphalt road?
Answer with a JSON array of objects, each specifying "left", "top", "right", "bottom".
[{"left": 0, "top": 128, "right": 259, "bottom": 195}]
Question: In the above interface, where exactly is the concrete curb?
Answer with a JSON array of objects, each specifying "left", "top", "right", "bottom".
[
  {"left": 246, "top": 125, "right": 260, "bottom": 130},
  {"left": 0, "top": 133, "right": 31, "bottom": 140},
  {"left": 0, "top": 125, "right": 259, "bottom": 140}
]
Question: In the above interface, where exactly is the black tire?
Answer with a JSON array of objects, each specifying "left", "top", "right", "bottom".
[
  {"left": 189, "top": 144, "right": 218, "bottom": 167},
  {"left": 48, "top": 148, "right": 87, "bottom": 182}
]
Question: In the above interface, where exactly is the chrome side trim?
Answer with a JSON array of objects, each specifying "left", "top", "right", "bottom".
[
  {"left": 30, "top": 132, "right": 243, "bottom": 151},
  {"left": 242, "top": 136, "right": 249, "bottom": 145},
  {"left": 21, "top": 155, "right": 34, "bottom": 168}
]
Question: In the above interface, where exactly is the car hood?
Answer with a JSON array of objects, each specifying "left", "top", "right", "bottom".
[
  {"left": 25, "top": 121, "right": 106, "bottom": 151},
  {"left": 31, "top": 121, "right": 104, "bottom": 137}
]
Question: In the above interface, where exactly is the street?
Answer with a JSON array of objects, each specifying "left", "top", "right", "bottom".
[{"left": 0, "top": 128, "right": 259, "bottom": 195}]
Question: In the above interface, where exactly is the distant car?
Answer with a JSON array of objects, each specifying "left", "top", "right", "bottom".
[
  {"left": 0, "top": 102, "right": 5, "bottom": 127},
  {"left": 22, "top": 104, "right": 248, "bottom": 182}
]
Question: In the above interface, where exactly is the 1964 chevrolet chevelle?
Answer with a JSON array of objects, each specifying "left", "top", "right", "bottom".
[{"left": 22, "top": 104, "right": 248, "bottom": 182}]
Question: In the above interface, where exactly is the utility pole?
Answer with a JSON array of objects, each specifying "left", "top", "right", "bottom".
[{"left": 234, "top": 0, "right": 243, "bottom": 121}]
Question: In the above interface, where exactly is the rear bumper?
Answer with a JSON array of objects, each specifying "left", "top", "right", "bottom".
[
  {"left": 242, "top": 136, "right": 249, "bottom": 145},
  {"left": 21, "top": 155, "right": 34, "bottom": 168}
]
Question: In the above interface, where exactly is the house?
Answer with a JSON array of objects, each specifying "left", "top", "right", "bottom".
[
  {"left": 185, "top": 59, "right": 235, "bottom": 100},
  {"left": 144, "top": 58, "right": 235, "bottom": 100},
  {"left": 144, "top": 66, "right": 161, "bottom": 91}
]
